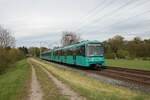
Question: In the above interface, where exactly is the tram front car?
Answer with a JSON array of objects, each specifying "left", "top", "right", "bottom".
[{"left": 85, "top": 41, "right": 105, "bottom": 69}]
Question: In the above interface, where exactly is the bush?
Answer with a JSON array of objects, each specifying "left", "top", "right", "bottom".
[
  {"left": 117, "top": 50, "right": 129, "bottom": 59},
  {"left": 0, "top": 49, "right": 9, "bottom": 72},
  {"left": 0, "top": 48, "right": 25, "bottom": 74},
  {"left": 8, "top": 48, "right": 25, "bottom": 63},
  {"left": 104, "top": 53, "right": 116, "bottom": 59}
]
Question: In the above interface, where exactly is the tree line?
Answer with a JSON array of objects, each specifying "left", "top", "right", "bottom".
[{"left": 103, "top": 35, "right": 150, "bottom": 60}]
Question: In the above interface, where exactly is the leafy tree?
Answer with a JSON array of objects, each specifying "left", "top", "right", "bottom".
[
  {"left": 104, "top": 35, "right": 150, "bottom": 60},
  {"left": 107, "top": 35, "right": 124, "bottom": 58}
]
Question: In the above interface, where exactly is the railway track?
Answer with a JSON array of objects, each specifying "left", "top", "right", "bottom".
[
  {"left": 40, "top": 59, "right": 150, "bottom": 89},
  {"left": 84, "top": 66, "right": 150, "bottom": 87}
]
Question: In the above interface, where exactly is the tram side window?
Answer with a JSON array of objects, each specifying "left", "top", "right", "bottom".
[
  {"left": 75, "top": 46, "right": 85, "bottom": 56},
  {"left": 64, "top": 50, "right": 67, "bottom": 56},
  {"left": 72, "top": 48, "right": 77, "bottom": 56},
  {"left": 53, "top": 52, "right": 54, "bottom": 56},
  {"left": 62, "top": 50, "right": 65, "bottom": 56},
  {"left": 59, "top": 50, "right": 62, "bottom": 56},
  {"left": 67, "top": 49, "right": 72, "bottom": 56},
  {"left": 80, "top": 46, "right": 85, "bottom": 56},
  {"left": 65, "top": 49, "right": 68, "bottom": 56},
  {"left": 57, "top": 51, "right": 59, "bottom": 56},
  {"left": 55, "top": 51, "right": 58, "bottom": 56},
  {"left": 53, "top": 52, "right": 55, "bottom": 58},
  {"left": 76, "top": 48, "right": 80, "bottom": 55},
  {"left": 57, "top": 50, "right": 61, "bottom": 56},
  {"left": 61, "top": 50, "right": 63, "bottom": 56},
  {"left": 54, "top": 46, "right": 85, "bottom": 56},
  {"left": 54, "top": 52, "right": 56, "bottom": 56}
]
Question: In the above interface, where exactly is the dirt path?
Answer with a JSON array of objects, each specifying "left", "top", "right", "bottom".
[
  {"left": 29, "top": 64, "right": 43, "bottom": 100},
  {"left": 37, "top": 63, "right": 86, "bottom": 100}
]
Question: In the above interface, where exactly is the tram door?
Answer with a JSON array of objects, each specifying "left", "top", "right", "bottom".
[
  {"left": 65, "top": 56, "right": 67, "bottom": 63},
  {"left": 73, "top": 56, "right": 76, "bottom": 64}
]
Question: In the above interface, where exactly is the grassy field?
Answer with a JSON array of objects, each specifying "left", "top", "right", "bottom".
[
  {"left": 105, "top": 59, "right": 150, "bottom": 71},
  {"left": 31, "top": 61, "right": 67, "bottom": 100},
  {"left": 32, "top": 58, "right": 150, "bottom": 100},
  {"left": 0, "top": 59, "right": 31, "bottom": 100}
]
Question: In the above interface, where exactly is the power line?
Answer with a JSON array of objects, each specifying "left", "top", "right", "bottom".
[
  {"left": 92, "top": 0, "right": 150, "bottom": 26},
  {"left": 76, "top": 0, "right": 136, "bottom": 32},
  {"left": 108, "top": 10, "right": 150, "bottom": 28},
  {"left": 75, "top": 0, "right": 147, "bottom": 33},
  {"left": 79, "top": 0, "right": 106, "bottom": 20},
  {"left": 84, "top": 10, "right": 150, "bottom": 34},
  {"left": 83, "top": 10, "right": 150, "bottom": 32},
  {"left": 74, "top": 0, "right": 114, "bottom": 32}
]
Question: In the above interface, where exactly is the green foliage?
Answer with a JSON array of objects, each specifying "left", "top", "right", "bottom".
[
  {"left": 104, "top": 53, "right": 116, "bottom": 59},
  {"left": 104, "top": 35, "right": 150, "bottom": 60},
  {"left": 108, "top": 35, "right": 124, "bottom": 54},
  {"left": 117, "top": 50, "right": 129, "bottom": 59}
]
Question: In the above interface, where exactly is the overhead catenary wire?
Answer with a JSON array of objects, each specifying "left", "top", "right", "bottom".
[
  {"left": 75, "top": 0, "right": 148, "bottom": 33},
  {"left": 75, "top": 0, "right": 137, "bottom": 32},
  {"left": 74, "top": 0, "right": 115, "bottom": 32},
  {"left": 80, "top": 9, "right": 150, "bottom": 34},
  {"left": 91, "top": 0, "right": 150, "bottom": 27}
]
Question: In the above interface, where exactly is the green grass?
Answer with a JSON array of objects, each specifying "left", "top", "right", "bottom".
[
  {"left": 105, "top": 59, "right": 150, "bottom": 71},
  {"left": 31, "top": 61, "right": 67, "bottom": 100},
  {"left": 0, "top": 59, "right": 31, "bottom": 100},
  {"left": 32, "top": 58, "right": 150, "bottom": 100}
]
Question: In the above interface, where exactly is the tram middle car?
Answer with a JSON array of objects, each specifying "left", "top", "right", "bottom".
[{"left": 41, "top": 40, "right": 105, "bottom": 69}]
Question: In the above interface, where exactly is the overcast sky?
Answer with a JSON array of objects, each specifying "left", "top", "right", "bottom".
[{"left": 0, "top": 0, "right": 150, "bottom": 47}]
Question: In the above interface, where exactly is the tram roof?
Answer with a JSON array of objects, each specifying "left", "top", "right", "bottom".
[
  {"left": 41, "top": 40, "right": 101, "bottom": 54},
  {"left": 54, "top": 40, "right": 101, "bottom": 51}
]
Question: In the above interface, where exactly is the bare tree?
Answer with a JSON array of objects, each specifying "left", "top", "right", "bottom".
[
  {"left": 61, "top": 31, "right": 80, "bottom": 46},
  {"left": 0, "top": 25, "right": 15, "bottom": 48}
]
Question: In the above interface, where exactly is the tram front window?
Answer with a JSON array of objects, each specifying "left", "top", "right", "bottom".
[{"left": 86, "top": 44, "right": 104, "bottom": 56}]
